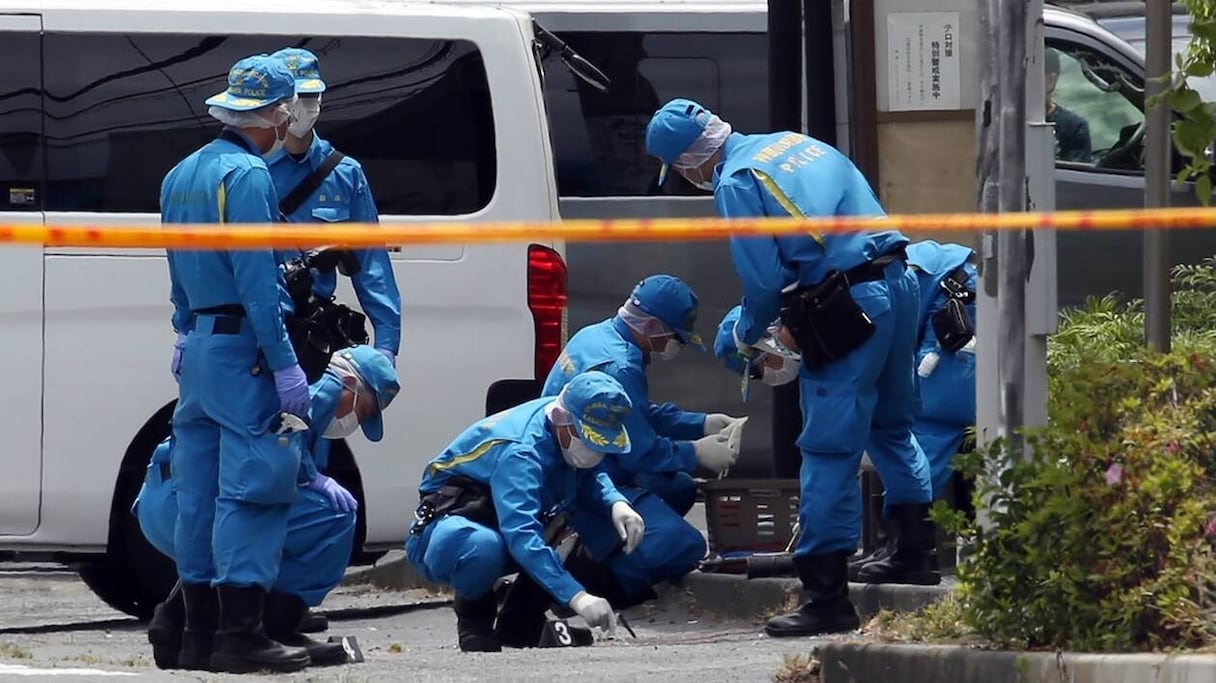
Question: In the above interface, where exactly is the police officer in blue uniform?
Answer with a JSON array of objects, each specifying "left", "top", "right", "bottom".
[
  {"left": 849, "top": 240, "right": 978, "bottom": 582},
  {"left": 406, "top": 372, "right": 646, "bottom": 652},
  {"left": 267, "top": 48, "right": 401, "bottom": 367},
  {"left": 163, "top": 54, "right": 312, "bottom": 673},
  {"left": 137, "top": 346, "right": 399, "bottom": 670},
  {"left": 541, "top": 274, "right": 742, "bottom": 516},
  {"left": 647, "top": 98, "right": 934, "bottom": 637}
]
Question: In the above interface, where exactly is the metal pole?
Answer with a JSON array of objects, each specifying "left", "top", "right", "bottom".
[{"left": 1145, "top": 0, "right": 1172, "bottom": 353}]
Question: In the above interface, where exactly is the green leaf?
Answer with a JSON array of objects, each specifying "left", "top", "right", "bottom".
[
  {"left": 1195, "top": 172, "right": 1212, "bottom": 205},
  {"left": 1186, "top": 59, "right": 1215, "bottom": 78},
  {"left": 1172, "top": 88, "right": 1204, "bottom": 114}
]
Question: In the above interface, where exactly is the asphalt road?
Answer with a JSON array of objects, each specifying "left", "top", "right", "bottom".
[{"left": 0, "top": 570, "right": 833, "bottom": 682}]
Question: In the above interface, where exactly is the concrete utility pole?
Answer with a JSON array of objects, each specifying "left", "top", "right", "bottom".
[{"left": 1144, "top": 0, "right": 1173, "bottom": 353}]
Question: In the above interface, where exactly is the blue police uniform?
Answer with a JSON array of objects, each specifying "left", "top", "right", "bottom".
[
  {"left": 906, "top": 241, "right": 978, "bottom": 499},
  {"left": 267, "top": 48, "right": 401, "bottom": 358},
  {"left": 163, "top": 58, "right": 304, "bottom": 593},
  {"left": 647, "top": 98, "right": 934, "bottom": 637}
]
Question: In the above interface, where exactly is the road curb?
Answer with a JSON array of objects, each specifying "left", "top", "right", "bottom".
[
  {"left": 342, "top": 551, "right": 447, "bottom": 593},
  {"left": 813, "top": 641, "right": 1216, "bottom": 683}
]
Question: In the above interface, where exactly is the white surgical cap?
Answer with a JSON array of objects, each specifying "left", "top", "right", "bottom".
[
  {"left": 546, "top": 392, "right": 574, "bottom": 426},
  {"left": 208, "top": 96, "right": 296, "bottom": 129},
  {"left": 672, "top": 114, "right": 732, "bottom": 170},
  {"left": 617, "top": 300, "right": 672, "bottom": 339},
  {"left": 327, "top": 351, "right": 371, "bottom": 394}
]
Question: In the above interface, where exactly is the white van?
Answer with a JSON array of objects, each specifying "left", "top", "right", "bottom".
[{"left": 0, "top": 0, "right": 600, "bottom": 618}]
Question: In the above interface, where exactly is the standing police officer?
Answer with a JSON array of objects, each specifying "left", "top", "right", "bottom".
[
  {"left": 646, "top": 98, "right": 933, "bottom": 638},
  {"left": 163, "top": 54, "right": 312, "bottom": 673},
  {"left": 267, "top": 47, "right": 401, "bottom": 366}
]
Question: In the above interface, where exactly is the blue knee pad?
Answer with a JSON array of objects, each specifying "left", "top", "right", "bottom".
[
  {"left": 633, "top": 471, "right": 698, "bottom": 517},
  {"left": 405, "top": 515, "right": 507, "bottom": 599}
]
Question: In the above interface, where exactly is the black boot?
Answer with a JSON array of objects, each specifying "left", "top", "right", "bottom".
[
  {"left": 209, "top": 584, "right": 311, "bottom": 674},
  {"left": 147, "top": 581, "right": 185, "bottom": 670},
  {"left": 848, "top": 489, "right": 893, "bottom": 581},
  {"left": 454, "top": 593, "right": 502, "bottom": 652},
  {"left": 263, "top": 591, "right": 348, "bottom": 666},
  {"left": 299, "top": 609, "right": 328, "bottom": 633},
  {"left": 564, "top": 543, "right": 657, "bottom": 611},
  {"left": 764, "top": 552, "right": 861, "bottom": 638},
  {"left": 493, "top": 574, "right": 553, "bottom": 648},
  {"left": 854, "top": 504, "right": 942, "bottom": 586},
  {"left": 178, "top": 582, "right": 218, "bottom": 671}
]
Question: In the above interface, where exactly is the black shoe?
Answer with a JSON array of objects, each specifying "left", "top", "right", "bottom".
[
  {"left": 565, "top": 543, "right": 657, "bottom": 611},
  {"left": 263, "top": 591, "right": 348, "bottom": 666},
  {"left": 854, "top": 504, "right": 942, "bottom": 586},
  {"left": 849, "top": 491, "right": 894, "bottom": 581},
  {"left": 147, "top": 581, "right": 185, "bottom": 670},
  {"left": 764, "top": 552, "right": 861, "bottom": 638},
  {"left": 298, "top": 609, "right": 328, "bottom": 633},
  {"left": 209, "top": 584, "right": 311, "bottom": 674},
  {"left": 454, "top": 594, "right": 502, "bottom": 652},
  {"left": 493, "top": 574, "right": 552, "bottom": 648},
  {"left": 178, "top": 582, "right": 218, "bottom": 671}
]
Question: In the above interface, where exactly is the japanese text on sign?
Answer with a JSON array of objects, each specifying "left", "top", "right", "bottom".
[{"left": 887, "top": 11, "right": 961, "bottom": 112}]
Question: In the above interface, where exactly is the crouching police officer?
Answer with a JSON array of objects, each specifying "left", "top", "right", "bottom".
[
  {"left": 849, "top": 240, "right": 978, "bottom": 583},
  {"left": 135, "top": 346, "right": 400, "bottom": 670},
  {"left": 648, "top": 97, "right": 934, "bottom": 637},
  {"left": 406, "top": 372, "right": 645, "bottom": 652}
]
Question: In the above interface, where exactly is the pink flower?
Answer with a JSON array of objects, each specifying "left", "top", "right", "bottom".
[
  {"left": 1206, "top": 515, "right": 1216, "bottom": 539},
  {"left": 1164, "top": 441, "right": 1181, "bottom": 454},
  {"left": 1105, "top": 463, "right": 1124, "bottom": 486}
]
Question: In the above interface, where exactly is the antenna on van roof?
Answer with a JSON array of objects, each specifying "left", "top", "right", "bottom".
[{"left": 532, "top": 19, "right": 611, "bottom": 92}]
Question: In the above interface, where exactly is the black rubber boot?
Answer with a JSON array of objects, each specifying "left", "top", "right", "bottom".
[
  {"left": 178, "top": 582, "right": 219, "bottom": 671},
  {"left": 298, "top": 609, "right": 328, "bottom": 633},
  {"left": 454, "top": 593, "right": 502, "bottom": 653},
  {"left": 764, "top": 552, "right": 861, "bottom": 638},
  {"left": 209, "top": 584, "right": 311, "bottom": 674},
  {"left": 147, "top": 580, "right": 185, "bottom": 670},
  {"left": 493, "top": 573, "right": 553, "bottom": 648},
  {"left": 848, "top": 489, "right": 893, "bottom": 581},
  {"left": 263, "top": 591, "right": 348, "bottom": 666},
  {"left": 564, "top": 543, "right": 657, "bottom": 611},
  {"left": 854, "top": 504, "right": 942, "bottom": 586}
]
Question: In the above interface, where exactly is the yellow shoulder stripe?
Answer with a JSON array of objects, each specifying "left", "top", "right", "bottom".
[
  {"left": 427, "top": 438, "right": 510, "bottom": 477},
  {"left": 217, "top": 180, "right": 227, "bottom": 225},
  {"left": 750, "top": 168, "right": 824, "bottom": 245}
]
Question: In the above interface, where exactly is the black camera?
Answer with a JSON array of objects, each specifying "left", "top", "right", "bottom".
[{"left": 281, "top": 246, "right": 370, "bottom": 382}]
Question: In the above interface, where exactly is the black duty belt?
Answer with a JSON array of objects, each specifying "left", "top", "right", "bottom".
[
  {"left": 192, "top": 304, "right": 246, "bottom": 335},
  {"left": 841, "top": 246, "right": 908, "bottom": 286}
]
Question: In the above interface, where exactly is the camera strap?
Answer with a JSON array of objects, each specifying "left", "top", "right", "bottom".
[{"left": 279, "top": 149, "right": 346, "bottom": 218}]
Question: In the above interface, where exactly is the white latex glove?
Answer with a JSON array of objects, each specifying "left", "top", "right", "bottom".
[
  {"left": 610, "top": 501, "right": 645, "bottom": 554},
  {"left": 703, "top": 413, "right": 739, "bottom": 437},
  {"left": 693, "top": 432, "right": 738, "bottom": 473},
  {"left": 568, "top": 591, "right": 618, "bottom": 632},
  {"left": 732, "top": 320, "right": 754, "bottom": 354}
]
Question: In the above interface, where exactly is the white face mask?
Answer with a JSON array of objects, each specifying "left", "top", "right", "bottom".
[
  {"left": 289, "top": 97, "right": 322, "bottom": 137},
  {"left": 650, "top": 336, "right": 682, "bottom": 362},
  {"left": 264, "top": 127, "right": 287, "bottom": 158},
  {"left": 689, "top": 177, "right": 714, "bottom": 191},
  {"left": 323, "top": 410, "right": 360, "bottom": 439},
  {"left": 761, "top": 355, "right": 801, "bottom": 386},
  {"left": 561, "top": 434, "right": 605, "bottom": 469}
]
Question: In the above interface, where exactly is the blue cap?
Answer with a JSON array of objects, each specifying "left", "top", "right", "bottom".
[
  {"left": 205, "top": 54, "right": 296, "bottom": 111},
  {"left": 645, "top": 98, "right": 714, "bottom": 185},
  {"left": 562, "top": 372, "right": 633, "bottom": 455},
  {"left": 713, "top": 305, "right": 755, "bottom": 376},
  {"left": 271, "top": 47, "right": 327, "bottom": 94},
  {"left": 334, "top": 345, "right": 401, "bottom": 442},
  {"left": 629, "top": 274, "right": 705, "bottom": 350}
]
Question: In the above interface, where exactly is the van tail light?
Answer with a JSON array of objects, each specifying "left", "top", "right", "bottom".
[{"left": 527, "top": 244, "right": 568, "bottom": 381}]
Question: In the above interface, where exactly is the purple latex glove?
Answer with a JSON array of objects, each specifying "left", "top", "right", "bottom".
[
  {"left": 171, "top": 332, "right": 187, "bottom": 383},
  {"left": 377, "top": 348, "right": 396, "bottom": 367},
  {"left": 308, "top": 473, "right": 358, "bottom": 512},
  {"left": 273, "top": 364, "right": 312, "bottom": 419}
]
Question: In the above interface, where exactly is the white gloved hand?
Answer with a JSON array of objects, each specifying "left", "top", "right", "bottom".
[
  {"left": 703, "top": 413, "right": 739, "bottom": 436},
  {"left": 732, "top": 320, "right": 753, "bottom": 354},
  {"left": 693, "top": 432, "right": 738, "bottom": 473},
  {"left": 569, "top": 591, "right": 618, "bottom": 632},
  {"left": 610, "top": 501, "right": 645, "bottom": 554}
]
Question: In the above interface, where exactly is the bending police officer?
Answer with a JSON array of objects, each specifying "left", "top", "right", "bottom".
[
  {"left": 163, "top": 54, "right": 312, "bottom": 673},
  {"left": 646, "top": 98, "right": 934, "bottom": 638}
]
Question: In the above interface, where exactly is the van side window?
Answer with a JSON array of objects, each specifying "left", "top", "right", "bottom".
[
  {"left": 543, "top": 31, "right": 768, "bottom": 197},
  {"left": 1046, "top": 42, "right": 1145, "bottom": 171},
  {"left": 0, "top": 31, "right": 42, "bottom": 211},
  {"left": 42, "top": 33, "right": 496, "bottom": 215}
]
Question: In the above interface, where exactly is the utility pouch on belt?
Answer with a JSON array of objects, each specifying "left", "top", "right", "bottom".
[
  {"left": 932, "top": 267, "right": 976, "bottom": 353},
  {"left": 410, "top": 475, "right": 499, "bottom": 536},
  {"left": 780, "top": 270, "right": 877, "bottom": 371}
]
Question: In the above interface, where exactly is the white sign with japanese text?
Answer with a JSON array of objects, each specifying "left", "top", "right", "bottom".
[{"left": 887, "top": 11, "right": 961, "bottom": 111}]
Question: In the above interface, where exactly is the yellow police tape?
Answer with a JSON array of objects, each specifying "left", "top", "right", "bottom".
[{"left": 5, "top": 206, "right": 1216, "bottom": 249}]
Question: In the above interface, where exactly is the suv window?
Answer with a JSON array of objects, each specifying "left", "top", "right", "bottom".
[
  {"left": 1047, "top": 42, "right": 1145, "bottom": 171},
  {"left": 42, "top": 33, "right": 496, "bottom": 215},
  {"left": 544, "top": 31, "right": 768, "bottom": 197},
  {"left": 0, "top": 30, "right": 42, "bottom": 211}
]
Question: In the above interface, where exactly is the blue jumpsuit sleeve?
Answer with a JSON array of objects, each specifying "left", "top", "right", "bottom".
[
  {"left": 348, "top": 172, "right": 402, "bottom": 355},
  {"left": 166, "top": 255, "right": 192, "bottom": 334},
  {"left": 644, "top": 402, "right": 707, "bottom": 441},
  {"left": 490, "top": 450, "right": 585, "bottom": 606},
  {"left": 718, "top": 178, "right": 792, "bottom": 346},
  {"left": 224, "top": 167, "right": 299, "bottom": 372},
  {"left": 612, "top": 365, "right": 698, "bottom": 474},
  {"left": 576, "top": 470, "right": 627, "bottom": 513}
]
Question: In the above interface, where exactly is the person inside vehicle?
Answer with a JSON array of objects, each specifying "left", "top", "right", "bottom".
[
  {"left": 1045, "top": 47, "right": 1093, "bottom": 164},
  {"left": 135, "top": 345, "right": 400, "bottom": 671}
]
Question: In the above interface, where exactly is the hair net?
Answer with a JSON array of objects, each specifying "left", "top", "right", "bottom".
[
  {"left": 546, "top": 393, "right": 574, "bottom": 426},
  {"left": 672, "top": 113, "right": 732, "bottom": 170},
  {"left": 208, "top": 96, "right": 297, "bottom": 129},
  {"left": 327, "top": 351, "right": 372, "bottom": 396},
  {"left": 617, "top": 300, "right": 672, "bottom": 339}
]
